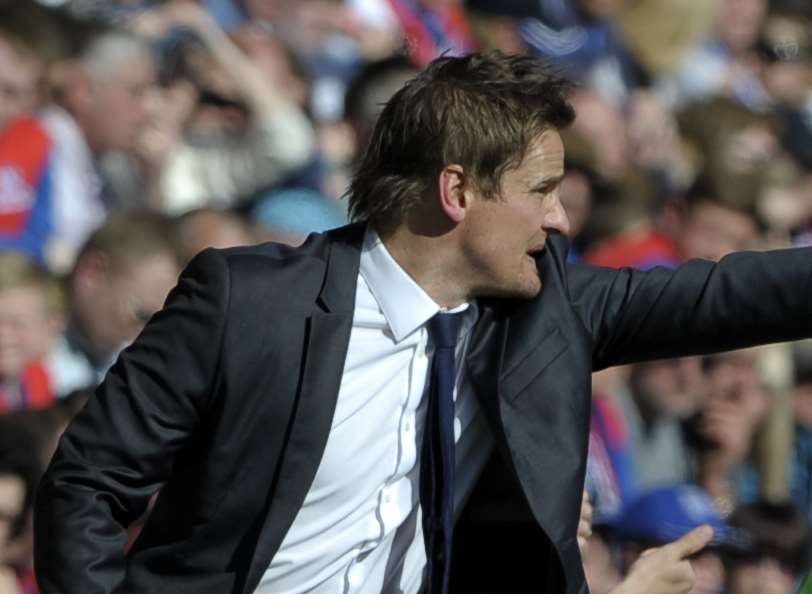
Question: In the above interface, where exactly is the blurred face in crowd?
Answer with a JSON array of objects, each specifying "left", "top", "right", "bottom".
[
  {"left": 727, "top": 556, "right": 797, "bottom": 594},
  {"left": 0, "top": 285, "right": 60, "bottom": 380},
  {"left": 73, "top": 250, "right": 179, "bottom": 359},
  {"left": 631, "top": 356, "right": 705, "bottom": 421},
  {"left": 0, "top": 37, "right": 42, "bottom": 132},
  {"left": 77, "top": 53, "right": 156, "bottom": 155},
  {"left": 0, "top": 473, "right": 24, "bottom": 562},
  {"left": 717, "top": 0, "right": 767, "bottom": 54},
  {"left": 761, "top": 15, "right": 812, "bottom": 105},
  {"left": 459, "top": 130, "right": 569, "bottom": 299},
  {"left": 569, "top": 91, "right": 630, "bottom": 182},
  {"left": 704, "top": 351, "right": 767, "bottom": 423},
  {"left": 678, "top": 201, "right": 758, "bottom": 262},
  {"left": 559, "top": 170, "right": 593, "bottom": 241}
]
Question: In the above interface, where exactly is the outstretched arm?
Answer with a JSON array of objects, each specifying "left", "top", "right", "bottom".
[{"left": 567, "top": 247, "right": 812, "bottom": 369}]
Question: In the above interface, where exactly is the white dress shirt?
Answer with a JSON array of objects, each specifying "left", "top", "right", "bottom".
[{"left": 255, "top": 230, "right": 494, "bottom": 593}]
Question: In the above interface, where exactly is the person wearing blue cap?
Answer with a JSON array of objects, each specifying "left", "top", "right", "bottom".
[
  {"left": 577, "top": 486, "right": 721, "bottom": 594},
  {"left": 611, "top": 485, "right": 729, "bottom": 594}
]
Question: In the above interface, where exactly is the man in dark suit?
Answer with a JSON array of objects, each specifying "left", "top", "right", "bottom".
[{"left": 34, "top": 52, "right": 812, "bottom": 594}]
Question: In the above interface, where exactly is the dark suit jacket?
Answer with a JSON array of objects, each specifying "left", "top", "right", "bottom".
[{"left": 34, "top": 223, "right": 812, "bottom": 594}]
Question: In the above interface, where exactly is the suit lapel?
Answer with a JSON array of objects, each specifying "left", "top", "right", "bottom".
[
  {"left": 465, "top": 245, "right": 590, "bottom": 593},
  {"left": 244, "top": 225, "right": 364, "bottom": 593}
]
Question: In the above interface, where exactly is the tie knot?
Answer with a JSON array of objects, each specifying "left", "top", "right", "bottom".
[{"left": 428, "top": 312, "right": 464, "bottom": 350}]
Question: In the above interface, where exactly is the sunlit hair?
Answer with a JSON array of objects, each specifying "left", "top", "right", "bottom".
[
  {"left": 79, "top": 29, "right": 152, "bottom": 83},
  {"left": 347, "top": 51, "right": 575, "bottom": 232},
  {"left": 0, "top": 252, "right": 64, "bottom": 317}
]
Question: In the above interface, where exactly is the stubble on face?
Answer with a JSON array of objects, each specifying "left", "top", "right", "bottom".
[{"left": 460, "top": 130, "right": 566, "bottom": 301}]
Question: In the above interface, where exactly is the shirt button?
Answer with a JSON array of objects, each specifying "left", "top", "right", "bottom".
[{"left": 404, "top": 419, "right": 412, "bottom": 432}]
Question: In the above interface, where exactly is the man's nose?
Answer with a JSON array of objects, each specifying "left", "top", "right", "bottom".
[{"left": 543, "top": 194, "right": 571, "bottom": 237}]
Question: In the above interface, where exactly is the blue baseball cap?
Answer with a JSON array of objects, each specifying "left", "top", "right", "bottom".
[{"left": 611, "top": 484, "right": 734, "bottom": 547}]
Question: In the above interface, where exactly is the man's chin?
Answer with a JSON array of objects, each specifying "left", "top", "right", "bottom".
[{"left": 474, "top": 278, "right": 543, "bottom": 300}]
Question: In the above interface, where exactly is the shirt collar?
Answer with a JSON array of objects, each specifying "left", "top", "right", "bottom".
[{"left": 360, "top": 228, "right": 475, "bottom": 343}]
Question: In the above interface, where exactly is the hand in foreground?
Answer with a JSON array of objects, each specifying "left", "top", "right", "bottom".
[
  {"left": 609, "top": 525, "right": 714, "bottom": 594},
  {"left": 577, "top": 490, "right": 593, "bottom": 557}
]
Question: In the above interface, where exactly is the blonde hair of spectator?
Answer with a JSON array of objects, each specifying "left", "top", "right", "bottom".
[
  {"left": 617, "top": 0, "right": 716, "bottom": 76},
  {"left": 0, "top": 252, "right": 65, "bottom": 318}
]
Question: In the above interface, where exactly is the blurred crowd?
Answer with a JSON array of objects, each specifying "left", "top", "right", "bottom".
[{"left": 0, "top": 0, "right": 811, "bottom": 592}]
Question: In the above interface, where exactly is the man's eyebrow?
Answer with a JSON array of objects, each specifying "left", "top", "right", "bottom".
[{"left": 531, "top": 174, "right": 564, "bottom": 191}]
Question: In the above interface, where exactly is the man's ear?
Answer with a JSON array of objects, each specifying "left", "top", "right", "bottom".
[
  {"left": 72, "top": 250, "right": 109, "bottom": 293},
  {"left": 437, "top": 164, "right": 470, "bottom": 224}
]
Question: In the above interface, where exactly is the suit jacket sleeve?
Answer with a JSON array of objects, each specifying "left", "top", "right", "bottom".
[
  {"left": 566, "top": 247, "right": 812, "bottom": 370},
  {"left": 34, "top": 248, "right": 231, "bottom": 594}
]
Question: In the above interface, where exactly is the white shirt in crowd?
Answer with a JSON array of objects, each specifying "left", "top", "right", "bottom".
[
  {"left": 255, "top": 229, "right": 494, "bottom": 593},
  {"left": 39, "top": 106, "right": 106, "bottom": 272}
]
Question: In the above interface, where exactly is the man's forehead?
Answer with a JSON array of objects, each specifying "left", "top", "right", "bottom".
[{"left": 517, "top": 130, "right": 565, "bottom": 178}]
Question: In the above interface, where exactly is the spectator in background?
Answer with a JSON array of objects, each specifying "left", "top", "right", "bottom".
[
  {"left": 688, "top": 350, "right": 771, "bottom": 515},
  {"left": 725, "top": 501, "right": 812, "bottom": 594},
  {"left": 670, "top": 177, "right": 762, "bottom": 262},
  {"left": 0, "top": 253, "right": 64, "bottom": 414},
  {"left": 581, "top": 483, "right": 731, "bottom": 594},
  {"left": 343, "top": 55, "right": 418, "bottom": 162},
  {"left": 759, "top": 9, "right": 812, "bottom": 170},
  {"left": 515, "top": 0, "right": 636, "bottom": 95},
  {"left": 610, "top": 484, "right": 729, "bottom": 594},
  {"left": 657, "top": 0, "right": 770, "bottom": 110},
  {"left": 130, "top": 2, "right": 315, "bottom": 214},
  {"left": 175, "top": 208, "right": 255, "bottom": 265},
  {"left": 47, "top": 212, "right": 179, "bottom": 397},
  {"left": 0, "top": 2, "right": 58, "bottom": 266},
  {"left": 40, "top": 26, "right": 156, "bottom": 272},
  {"left": 585, "top": 368, "right": 636, "bottom": 524},
  {"left": 585, "top": 174, "right": 762, "bottom": 269},
  {"left": 613, "top": 357, "right": 705, "bottom": 491}
]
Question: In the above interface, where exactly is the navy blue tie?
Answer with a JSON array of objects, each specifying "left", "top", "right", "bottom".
[{"left": 421, "top": 312, "right": 463, "bottom": 594}]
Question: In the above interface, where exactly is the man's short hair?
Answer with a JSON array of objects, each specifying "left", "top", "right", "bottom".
[
  {"left": 347, "top": 51, "right": 575, "bottom": 231},
  {"left": 0, "top": 252, "right": 64, "bottom": 317},
  {"left": 75, "top": 211, "right": 178, "bottom": 278}
]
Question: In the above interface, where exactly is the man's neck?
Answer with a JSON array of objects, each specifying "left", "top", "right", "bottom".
[{"left": 380, "top": 224, "right": 469, "bottom": 310}]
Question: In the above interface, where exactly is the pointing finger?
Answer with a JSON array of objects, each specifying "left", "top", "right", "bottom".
[{"left": 664, "top": 525, "right": 714, "bottom": 559}]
